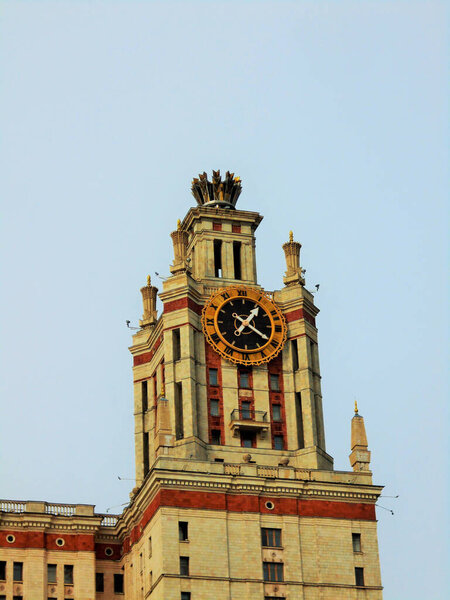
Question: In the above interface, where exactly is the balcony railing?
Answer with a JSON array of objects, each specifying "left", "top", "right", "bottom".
[
  {"left": 230, "top": 409, "right": 268, "bottom": 422},
  {"left": 229, "top": 409, "right": 269, "bottom": 438}
]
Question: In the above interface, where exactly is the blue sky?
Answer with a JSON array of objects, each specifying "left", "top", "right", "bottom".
[{"left": 0, "top": 1, "right": 448, "bottom": 598}]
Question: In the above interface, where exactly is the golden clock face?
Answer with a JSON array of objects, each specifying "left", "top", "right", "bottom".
[{"left": 202, "top": 286, "right": 287, "bottom": 366}]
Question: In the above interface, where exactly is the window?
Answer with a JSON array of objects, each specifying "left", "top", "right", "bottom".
[
  {"left": 355, "top": 567, "right": 365, "bottom": 586},
  {"left": 114, "top": 573, "right": 124, "bottom": 594},
  {"left": 352, "top": 533, "right": 361, "bottom": 552},
  {"left": 64, "top": 565, "right": 73, "bottom": 585},
  {"left": 272, "top": 404, "right": 282, "bottom": 421},
  {"left": 209, "top": 368, "right": 218, "bottom": 386},
  {"left": 175, "top": 381, "right": 184, "bottom": 440},
  {"left": 0, "top": 561, "right": 5, "bottom": 579},
  {"left": 263, "top": 562, "right": 284, "bottom": 582},
  {"left": 13, "top": 597, "right": 23, "bottom": 600},
  {"left": 291, "top": 339, "right": 299, "bottom": 371},
  {"left": 48, "top": 564, "right": 57, "bottom": 583},
  {"left": 241, "top": 401, "right": 251, "bottom": 420},
  {"left": 214, "top": 239, "right": 222, "bottom": 277},
  {"left": 181, "top": 593, "right": 191, "bottom": 600},
  {"left": 269, "top": 374, "right": 280, "bottom": 391},
  {"left": 211, "top": 429, "right": 221, "bottom": 445},
  {"left": 261, "top": 528, "right": 282, "bottom": 548},
  {"left": 148, "top": 536, "right": 152, "bottom": 558},
  {"left": 13, "top": 562, "right": 23, "bottom": 582},
  {"left": 96, "top": 573, "right": 104, "bottom": 593},
  {"left": 172, "top": 328, "right": 181, "bottom": 361},
  {"left": 179, "top": 556, "right": 189, "bottom": 576},
  {"left": 233, "top": 241, "right": 242, "bottom": 279},
  {"left": 141, "top": 380, "right": 148, "bottom": 412},
  {"left": 238, "top": 370, "right": 250, "bottom": 389},
  {"left": 241, "top": 432, "right": 255, "bottom": 448},
  {"left": 143, "top": 431, "right": 149, "bottom": 476},
  {"left": 179, "top": 521, "right": 188, "bottom": 541},
  {"left": 295, "top": 392, "right": 305, "bottom": 449},
  {"left": 210, "top": 399, "right": 219, "bottom": 416},
  {"left": 274, "top": 435, "right": 284, "bottom": 450}
]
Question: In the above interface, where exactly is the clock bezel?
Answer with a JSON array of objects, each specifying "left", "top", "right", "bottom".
[{"left": 201, "top": 285, "right": 287, "bottom": 366}]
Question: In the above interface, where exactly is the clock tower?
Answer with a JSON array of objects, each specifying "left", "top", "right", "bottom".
[
  {"left": 130, "top": 171, "right": 330, "bottom": 485},
  {"left": 124, "top": 171, "right": 383, "bottom": 599}
]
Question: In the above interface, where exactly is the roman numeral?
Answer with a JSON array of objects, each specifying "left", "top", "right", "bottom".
[
  {"left": 224, "top": 346, "right": 234, "bottom": 356},
  {"left": 211, "top": 333, "right": 220, "bottom": 344},
  {"left": 242, "top": 353, "right": 250, "bottom": 361},
  {"left": 206, "top": 318, "right": 214, "bottom": 326},
  {"left": 270, "top": 340, "right": 278, "bottom": 348},
  {"left": 222, "top": 292, "right": 230, "bottom": 300},
  {"left": 260, "top": 349, "right": 267, "bottom": 358},
  {"left": 238, "top": 290, "right": 247, "bottom": 296},
  {"left": 275, "top": 325, "right": 282, "bottom": 332}
]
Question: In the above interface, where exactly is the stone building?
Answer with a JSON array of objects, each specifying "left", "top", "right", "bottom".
[{"left": 0, "top": 171, "right": 383, "bottom": 599}]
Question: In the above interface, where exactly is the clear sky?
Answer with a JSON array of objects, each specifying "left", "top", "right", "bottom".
[{"left": 0, "top": 1, "right": 448, "bottom": 598}]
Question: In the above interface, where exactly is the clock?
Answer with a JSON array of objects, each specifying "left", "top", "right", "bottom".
[{"left": 202, "top": 286, "right": 287, "bottom": 366}]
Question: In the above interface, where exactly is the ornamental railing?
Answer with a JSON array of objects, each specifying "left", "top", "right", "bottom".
[{"left": 230, "top": 409, "right": 268, "bottom": 422}]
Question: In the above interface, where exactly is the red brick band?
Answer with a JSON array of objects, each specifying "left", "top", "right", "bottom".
[
  {"left": 0, "top": 531, "right": 95, "bottom": 551},
  {"left": 122, "top": 488, "right": 376, "bottom": 553},
  {"left": 163, "top": 297, "right": 203, "bottom": 315},
  {"left": 285, "top": 308, "right": 316, "bottom": 326}
]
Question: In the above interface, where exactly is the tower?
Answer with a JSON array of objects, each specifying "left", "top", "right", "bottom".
[{"left": 126, "top": 171, "right": 383, "bottom": 599}]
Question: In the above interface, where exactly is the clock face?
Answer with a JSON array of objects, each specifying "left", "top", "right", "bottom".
[{"left": 202, "top": 286, "right": 287, "bottom": 366}]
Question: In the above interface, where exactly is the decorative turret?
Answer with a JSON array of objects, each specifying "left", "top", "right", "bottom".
[
  {"left": 139, "top": 275, "right": 158, "bottom": 327},
  {"left": 282, "top": 230, "right": 305, "bottom": 286},
  {"left": 191, "top": 170, "right": 242, "bottom": 209},
  {"left": 349, "top": 401, "right": 371, "bottom": 471},
  {"left": 170, "top": 219, "right": 190, "bottom": 275}
]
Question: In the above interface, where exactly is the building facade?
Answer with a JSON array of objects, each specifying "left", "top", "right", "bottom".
[{"left": 0, "top": 171, "right": 383, "bottom": 599}]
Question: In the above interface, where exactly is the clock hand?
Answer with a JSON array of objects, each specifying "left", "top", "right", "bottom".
[
  {"left": 233, "top": 313, "right": 247, "bottom": 335},
  {"left": 244, "top": 321, "right": 268, "bottom": 339},
  {"left": 233, "top": 307, "right": 259, "bottom": 332},
  {"left": 232, "top": 311, "right": 268, "bottom": 339}
]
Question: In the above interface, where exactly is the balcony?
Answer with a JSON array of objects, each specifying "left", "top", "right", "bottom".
[{"left": 229, "top": 408, "right": 269, "bottom": 438}]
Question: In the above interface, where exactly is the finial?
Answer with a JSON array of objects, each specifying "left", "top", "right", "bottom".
[
  {"left": 177, "top": 219, "right": 181, "bottom": 230},
  {"left": 354, "top": 400, "right": 359, "bottom": 415},
  {"left": 147, "top": 274, "right": 151, "bottom": 287},
  {"left": 191, "top": 170, "right": 242, "bottom": 208},
  {"left": 161, "top": 381, "right": 166, "bottom": 397},
  {"left": 289, "top": 230, "right": 293, "bottom": 243}
]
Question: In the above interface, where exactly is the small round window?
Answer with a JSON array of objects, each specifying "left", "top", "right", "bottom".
[
  {"left": 105, "top": 547, "right": 114, "bottom": 557},
  {"left": 56, "top": 538, "right": 65, "bottom": 547},
  {"left": 6, "top": 534, "right": 15, "bottom": 543},
  {"left": 265, "top": 501, "right": 275, "bottom": 510}
]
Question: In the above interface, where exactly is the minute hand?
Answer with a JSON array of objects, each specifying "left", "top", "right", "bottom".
[{"left": 233, "top": 313, "right": 268, "bottom": 340}]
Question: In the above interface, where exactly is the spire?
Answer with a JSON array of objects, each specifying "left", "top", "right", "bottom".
[
  {"left": 170, "top": 220, "right": 190, "bottom": 275},
  {"left": 349, "top": 403, "right": 371, "bottom": 472},
  {"left": 282, "top": 230, "right": 305, "bottom": 287},
  {"left": 140, "top": 275, "right": 158, "bottom": 328},
  {"left": 191, "top": 170, "right": 242, "bottom": 209}
]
